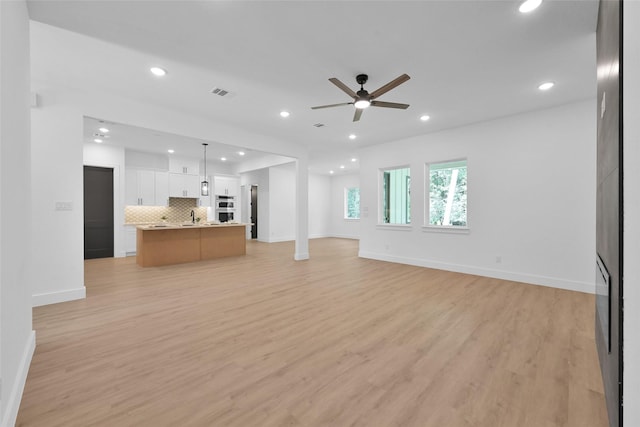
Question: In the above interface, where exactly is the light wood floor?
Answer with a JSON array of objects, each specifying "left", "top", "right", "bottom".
[{"left": 17, "top": 238, "right": 608, "bottom": 426}]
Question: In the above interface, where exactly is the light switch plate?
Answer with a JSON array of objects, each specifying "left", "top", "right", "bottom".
[{"left": 55, "top": 201, "right": 73, "bottom": 211}]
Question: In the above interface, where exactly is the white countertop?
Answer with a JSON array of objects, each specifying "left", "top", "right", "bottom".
[{"left": 136, "top": 222, "right": 249, "bottom": 230}]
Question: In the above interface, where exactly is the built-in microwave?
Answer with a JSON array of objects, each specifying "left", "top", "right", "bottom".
[{"left": 217, "top": 200, "right": 234, "bottom": 209}]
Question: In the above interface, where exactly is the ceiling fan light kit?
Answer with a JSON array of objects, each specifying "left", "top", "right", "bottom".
[{"left": 312, "top": 73, "right": 411, "bottom": 122}]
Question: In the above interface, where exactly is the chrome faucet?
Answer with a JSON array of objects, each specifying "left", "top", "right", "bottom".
[{"left": 190, "top": 210, "right": 195, "bottom": 224}]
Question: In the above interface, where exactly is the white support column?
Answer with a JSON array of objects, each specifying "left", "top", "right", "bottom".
[{"left": 294, "top": 156, "right": 309, "bottom": 261}]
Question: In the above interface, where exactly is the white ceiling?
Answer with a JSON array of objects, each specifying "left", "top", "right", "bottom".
[{"left": 27, "top": 0, "right": 598, "bottom": 175}]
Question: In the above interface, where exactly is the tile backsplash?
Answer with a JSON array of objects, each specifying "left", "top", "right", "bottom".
[{"left": 125, "top": 198, "right": 209, "bottom": 224}]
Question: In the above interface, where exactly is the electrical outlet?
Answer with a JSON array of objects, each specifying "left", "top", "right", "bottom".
[{"left": 496, "top": 255, "right": 502, "bottom": 264}]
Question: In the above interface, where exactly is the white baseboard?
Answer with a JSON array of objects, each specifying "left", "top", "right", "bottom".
[
  {"left": 329, "top": 234, "right": 359, "bottom": 240},
  {"left": 294, "top": 252, "right": 310, "bottom": 261},
  {"left": 32, "top": 287, "right": 86, "bottom": 307},
  {"left": 309, "top": 234, "right": 330, "bottom": 239},
  {"left": 1, "top": 330, "right": 35, "bottom": 427},
  {"left": 267, "top": 236, "right": 296, "bottom": 243},
  {"left": 358, "top": 251, "right": 595, "bottom": 294}
]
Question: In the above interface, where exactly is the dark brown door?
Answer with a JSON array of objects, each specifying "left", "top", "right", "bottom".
[
  {"left": 84, "top": 166, "right": 114, "bottom": 259},
  {"left": 251, "top": 185, "right": 258, "bottom": 239}
]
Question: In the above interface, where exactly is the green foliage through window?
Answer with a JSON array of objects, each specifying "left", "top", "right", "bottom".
[
  {"left": 382, "top": 167, "right": 411, "bottom": 224},
  {"left": 428, "top": 160, "right": 467, "bottom": 226},
  {"left": 345, "top": 187, "right": 360, "bottom": 219}
]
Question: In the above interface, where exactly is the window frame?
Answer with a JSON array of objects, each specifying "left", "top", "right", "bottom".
[
  {"left": 344, "top": 186, "right": 360, "bottom": 220},
  {"left": 378, "top": 165, "right": 412, "bottom": 227},
  {"left": 424, "top": 158, "right": 469, "bottom": 233}
]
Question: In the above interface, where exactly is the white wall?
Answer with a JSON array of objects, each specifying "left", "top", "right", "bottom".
[
  {"left": 359, "top": 100, "right": 596, "bottom": 293},
  {"left": 269, "top": 163, "right": 296, "bottom": 242},
  {"left": 624, "top": 1, "right": 640, "bottom": 423},
  {"left": 309, "top": 173, "right": 331, "bottom": 239},
  {"left": 31, "top": 100, "right": 86, "bottom": 306},
  {"left": 0, "top": 1, "right": 35, "bottom": 425},
  {"left": 329, "top": 173, "right": 360, "bottom": 239},
  {"left": 84, "top": 143, "right": 126, "bottom": 257}
]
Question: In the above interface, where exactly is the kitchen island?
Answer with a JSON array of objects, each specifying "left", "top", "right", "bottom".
[{"left": 136, "top": 223, "right": 248, "bottom": 267}]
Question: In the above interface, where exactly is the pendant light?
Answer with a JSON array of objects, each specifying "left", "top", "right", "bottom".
[{"left": 201, "top": 143, "right": 209, "bottom": 196}]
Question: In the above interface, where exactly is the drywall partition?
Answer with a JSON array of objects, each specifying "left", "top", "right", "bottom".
[
  {"left": 358, "top": 100, "right": 596, "bottom": 293},
  {"left": 0, "top": 1, "right": 35, "bottom": 425},
  {"left": 309, "top": 174, "right": 331, "bottom": 239},
  {"left": 269, "top": 164, "right": 296, "bottom": 242},
  {"left": 31, "top": 102, "right": 86, "bottom": 306},
  {"left": 330, "top": 173, "right": 360, "bottom": 239},
  {"left": 623, "top": 1, "right": 640, "bottom": 424}
]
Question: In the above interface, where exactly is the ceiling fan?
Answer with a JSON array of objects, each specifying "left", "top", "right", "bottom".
[{"left": 311, "top": 73, "right": 411, "bottom": 122}]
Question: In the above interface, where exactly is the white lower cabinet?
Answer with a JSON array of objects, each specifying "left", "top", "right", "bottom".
[{"left": 125, "top": 225, "right": 137, "bottom": 255}]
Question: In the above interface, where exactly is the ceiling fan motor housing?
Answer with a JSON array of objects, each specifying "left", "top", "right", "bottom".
[{"left": 356, "top": 74, "right": 369, "bottom": 86}]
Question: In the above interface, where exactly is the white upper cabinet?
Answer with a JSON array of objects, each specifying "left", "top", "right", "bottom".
[
  {"left": 125, "top": 169, "right": 156, "bottom": 206},
  {"left": 169, "top": 173, "right": 201, "bottom": 198},
  {"left": 214, "top": 176, "right": 239, "bottom": 197},
  {"left": 169, "top": 156, "right": 200, "bottom": 175},
  {"left": 125, "top": 169, "right": 169, "bottom": 206},
  {"left": 155, "top": 171, "right": 169, "bottom": 206}
]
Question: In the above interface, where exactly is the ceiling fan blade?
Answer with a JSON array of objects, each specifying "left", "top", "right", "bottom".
[
  {"left": 353, "top": 108, "right": 363, "bottom": 122},
  {"left": 311, "top": 102, "right": 353, "bottom": 110},
  {"left": 370, "top": 74, "right": 411, "bottom": 99},
  {"left": 329, "top": 78, "right": 357, "bottom": 98},
  {"left": 370, "top": 100, "right": 410, "bottom": 109}
]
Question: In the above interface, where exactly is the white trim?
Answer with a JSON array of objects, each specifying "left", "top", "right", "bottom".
[
  {"left": 309, "top": 234, "right": 330, "bottom": 239},
  {"left": 1, "top": 331, "right": 35, "bottom": 427},
  {"left": 358, "top": 250, "right": 595, "bottom": 294},
  {"left": 330, "top": 233, "right": 359, "bottom": 240},
  {"left": 32, "top": 287, "right": 86, "bottom": 307},
  {"left": 268, "top": 236, "right": 296, "bottom": 243},
  {"left": 421, "top": 225, "right": 470, "bottom": 234},
  {"left": 294, "top": 252, "right": 310, "bottom": 261},
  {"left": 376, "top": 224, "right": 412, "bottom": 231}
]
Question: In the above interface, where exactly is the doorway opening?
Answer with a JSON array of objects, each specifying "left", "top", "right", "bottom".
[
  {"left": 84, "top": 166, "right": 114, "bottom": 259},
  {"left": 251, "top": 185, "right": 258, "bottom": 239}
]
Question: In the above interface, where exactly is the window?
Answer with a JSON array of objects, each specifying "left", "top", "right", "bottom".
[
  {"left": 381, "top": 166, "right": 411, "bottom": 224},
  {"left": 427, "top": 160, "right": 467, "bottom": 227},
  {"left": 344, "top": 187, "right": 360, "bottom": 219}
]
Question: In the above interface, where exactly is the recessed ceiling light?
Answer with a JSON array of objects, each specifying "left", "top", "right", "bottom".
[
  {"left": 351, "top": 158, "right": 357, "bottom": 162},
  {"left": 238, "top": 151, "right": 245, "bottom": 156},
  {"left": 93, "top": 138, "right": 103, "bottom": 143},
  {"left": 221, "top": 157, "right": 227, "bottom": 161},
  {"left": 329, "top": 170, "right": 334, "bottom": 174},
  {"left": 167, "top": 149, "right": 174, "bottom": 154},
  {"left": 538, "top": 81, "right": 555, "bottom": 91},
  {"left": 150, "top": 67, "right": 167, "bottom": 77},
  {"left": 348, "top": 134, "right": 356, "bottom": 140},
  {"left": 98, "top": 127, "right": 110, "bottom": 133},
  {"left": 340, "top": 165, "right": 345, "bottom": 169},
  {"left": 280, "top": 111, "right": 290, "bottom": 118},
  {"left": 519, "top": 0, "right": 542, "bottom": 13},
  {"left": 420, "top": 115, "right": 430, "bottom": 122}
]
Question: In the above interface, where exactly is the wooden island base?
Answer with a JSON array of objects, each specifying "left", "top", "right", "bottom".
[{"left": 136, "top": 224, "right": 247, "bottom": 267}]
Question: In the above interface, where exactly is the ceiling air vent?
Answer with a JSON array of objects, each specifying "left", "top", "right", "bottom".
[
  {"left": 313, "top": 123, "right": 325, "bottom": 128},
  {"left": 211, "top": 87, "right": 230, "bottom": 97}
]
